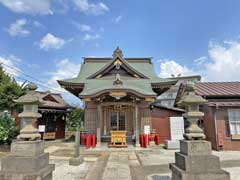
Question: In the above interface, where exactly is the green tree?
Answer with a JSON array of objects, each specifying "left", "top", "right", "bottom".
[
  {"left": 0, "top": 112, "right": 19, "bottom": 145},
  {"left": 0, "top": 65, "right": 24, "bottom": 111},
  {"left": 67, "top": 108, "right": 84, "bottom": 131}
]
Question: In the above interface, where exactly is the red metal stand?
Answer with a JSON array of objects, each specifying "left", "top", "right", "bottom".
[
  {"left": 91, "top": 134, "right": 96, "bottom": 148},
  {"left": 80, "top": 134, "right": 86, "bottom": 145},
  {"left": 85, "top": 134, "right": 91, "bottom": 149},
  {"left": 154, "top": 134, "right": 160, "bottom": 145}
]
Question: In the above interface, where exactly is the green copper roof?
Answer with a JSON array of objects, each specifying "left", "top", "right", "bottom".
[{"left": 58, "top": 54, "right": 176, "bottom": 97}]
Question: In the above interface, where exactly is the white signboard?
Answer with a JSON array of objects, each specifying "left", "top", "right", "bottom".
[
  {"left": 144, "top": 125, "right": 150, "bottom": 135},
  {"left": 170, "top": 117, "right": 184, "bottom": 140},
  {"left": 38, "top": 125, "right": 46, "bottom": 133}
]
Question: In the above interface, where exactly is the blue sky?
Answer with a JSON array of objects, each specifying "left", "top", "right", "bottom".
[{"left": 0, "top": 0, "right": 240, "bottom": 105}]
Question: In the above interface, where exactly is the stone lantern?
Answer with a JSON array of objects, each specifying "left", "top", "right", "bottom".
[
  {"left": 170, "top": 83, "right": 230, "bottom": 180},
  {"left": 0, "top": 83, "right": 55, "bottom": 180},
  {"left": 15, "top": 83, "right": 42, "bottom": 140},
  {"left": 177, "top": 82, "right": 207, "bottom": 140}
]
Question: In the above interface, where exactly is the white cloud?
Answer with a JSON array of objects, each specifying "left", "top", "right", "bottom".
[
  {"left": 159, "top": 60, "right": 194, "bottom": 78},
  {"left": 5, "top": 18, "right": 30, "bottom": 37},
  {"left": 78, "top": 24, "right": 92, "bottom": 32},
  {"left": 0, "top": 55, "right": 21, "bottom": 77},
  {"left": 48, "top": 58, "right": 82, "bottom": 106},
  {"left": 202, "top": 40, "right": 240, "bottom": 81},
  {"left": 114, "top": 15, "right": 122, "bottom": 23},
  {"left": 33, "top": 21, "right": 44, "bottom": 28},
  {"left": 73, "top": 0, "right": 109, "bottom": 15},
  {"left": 83, "top": 33, "right": 101, "bottom": 41},
  {"left": 39, "top": 33, "right": 66, "bottom": 50},
  {"left": 159, "top": 39, "right": 240, "bottom": 82},
  {"left": 0, "top": 0, "right": 52, "bottom": 15},
  {"left": 71, "top": 21, "right": 92, "bottom": 32},
  {"left": 193, "top": 56, "right": 207, "bottom": 66}
]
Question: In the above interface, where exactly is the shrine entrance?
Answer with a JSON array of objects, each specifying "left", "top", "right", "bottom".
[
  {"left": 102, "top": 104, "right": 135, "bottom": 136},
  {"left": 110, "top": 111, "right": 126, "bottom": 131}
]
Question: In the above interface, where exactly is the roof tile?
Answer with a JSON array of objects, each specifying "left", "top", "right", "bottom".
[{"left": 195, "top": 82, "right": 240, "bottom": 97}]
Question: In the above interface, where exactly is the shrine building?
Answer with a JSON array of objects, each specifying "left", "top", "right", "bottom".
[{"left": 58, "top": 47, "right": 177, "bottom": 146}]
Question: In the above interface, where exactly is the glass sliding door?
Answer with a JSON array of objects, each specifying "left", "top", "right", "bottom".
[
  {"left": 110, "top": 112, "right": 118, "bottom": 130},
  {"left": 119, "top": 112, "right": 126, "bottom": 130},
  {"left": 110, "top": 111, "right": 126, "bottom": 131}
]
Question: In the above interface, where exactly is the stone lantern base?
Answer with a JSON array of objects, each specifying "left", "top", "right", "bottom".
[
  {"left": 170, "top": 140, "right": 230, "bottom": 180},
  {"left": 0, "top": 140, "right": 55, "bottom": 180}
]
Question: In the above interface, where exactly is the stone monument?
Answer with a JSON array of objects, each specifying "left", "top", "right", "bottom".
[
  {"left": 165, "top": 116, "right": 184, "bottom": 149},
  {"left": 69, "top": 124, "right": 84, "bottom": 166},
  {"left": 0, "top": 83, "right": 55, "bottom": 180},
  {"left": 170, "top": 83, "right": 230, "bottom": 180}
]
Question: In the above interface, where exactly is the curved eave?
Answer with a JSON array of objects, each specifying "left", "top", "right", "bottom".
[
  {"left": 57, "top": 80, "right": 84, "bottom": 97},
  {"left": 151, "top": 80, "right": 178, "bottom": 95},
  {"left": 79, "top": 88, "right": 157, "bottom": 99}
]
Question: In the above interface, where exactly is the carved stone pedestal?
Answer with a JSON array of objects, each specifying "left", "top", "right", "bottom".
[
  {"left": 170, "top": 140, "right": 230, "bottom": 180},
  {"left": 0, "top": 140, "right": 55, "bottom": 180}
]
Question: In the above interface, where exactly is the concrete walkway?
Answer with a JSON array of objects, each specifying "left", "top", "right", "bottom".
[{"left": 102, "top": 151, "right": 139, "bottom": 180}]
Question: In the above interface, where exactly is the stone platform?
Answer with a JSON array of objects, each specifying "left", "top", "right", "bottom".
[
  {"left": 0, "top": 140, "right": 55, "bottom": 180},
  {"left": 170, "top": 140, "right": 230, "bottom": 180},
  {"left": 165, "top": 140, "right": 180, "bottom": 150}
]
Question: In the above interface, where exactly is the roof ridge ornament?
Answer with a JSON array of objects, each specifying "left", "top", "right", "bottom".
[
  {"left": 113, "top": 46, "right": 123, "bottom": 58},
  {"left": 113, "top": 73, "right": 123, "bottom": 86}
]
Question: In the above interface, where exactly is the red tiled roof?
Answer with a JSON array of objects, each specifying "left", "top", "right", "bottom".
[
  {"left": 195, "top": 82, "right": 240, "bottom": 97},
  {"left": 207, "top": 101, "right": 240, "bottom": 107}
]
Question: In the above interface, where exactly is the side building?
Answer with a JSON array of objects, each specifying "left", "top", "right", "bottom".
[
  {"left": 17, "top": 91, "right": 71, "bottom": 140},
  {"left": 195, "top": 82, "right": 240, "bottom": 150}
]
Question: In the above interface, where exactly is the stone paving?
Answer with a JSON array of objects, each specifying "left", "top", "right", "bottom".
[
  {"left": 1, "top": 142, "right": 240, "bottom": 180},
  {"left": 102, "top": 151, "right": 139, "bottom": 180},
  {"left": 52, "top": 159, "right": 93, "bottom": 180}
]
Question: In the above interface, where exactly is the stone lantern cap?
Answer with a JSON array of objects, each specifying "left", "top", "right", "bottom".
[
  {"left": 179, "top": 92, "right": 207, "bottom": 105},
  {"left": 14, "top": 83, "right": 44, "bottom": 105},
  {"left": 178, "top": 83, "right": 207, "bottom": 106}
]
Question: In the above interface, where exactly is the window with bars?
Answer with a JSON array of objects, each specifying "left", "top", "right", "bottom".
[{"left": 228, "top": 109, "right": 240, "bottom": 135}]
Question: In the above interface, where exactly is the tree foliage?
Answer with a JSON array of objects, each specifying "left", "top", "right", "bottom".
[
  {"left": 0, "top": 113, "right": 19, "bottom": 145},
  {"left": 0, "top": 65, "right": 24, "bottom": 111},
  {"left": 67, "top": 108, "right": 84, "bottom": 131}
]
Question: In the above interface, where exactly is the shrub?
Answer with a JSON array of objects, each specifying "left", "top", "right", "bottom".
[{"left": 0, "top": 113, "right": 19, "bottom": 145}]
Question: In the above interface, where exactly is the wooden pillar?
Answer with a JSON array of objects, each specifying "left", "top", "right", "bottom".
[
  {"left": 104, "top": 107, "right": 107, "bottom": 135},
  {"left": 135, "top": 104, "right": 140, "bottom": 147},
  {"left": 97, "top": 105, "right": 102, "bottom": 147}
]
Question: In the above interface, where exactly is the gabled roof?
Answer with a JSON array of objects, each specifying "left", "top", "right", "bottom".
[
  {"left": 195, "top": 82, "right": 240, "bottom": 98},
  {"left": 58, "top": 48, "right": 177, "bottom": 98},
  {"left": 87, "top": 50, "right": 149, "bottom": 79},
  {"left": 34, "top": 91, "right": 71, "bottom": 109}
]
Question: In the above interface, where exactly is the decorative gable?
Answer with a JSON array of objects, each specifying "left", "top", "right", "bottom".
[
  {"left": 42, "top": 94, "right": 59, "bottom": 103},
  {"left": 87, "top": 47, "right": 149, "bottom": 79}
]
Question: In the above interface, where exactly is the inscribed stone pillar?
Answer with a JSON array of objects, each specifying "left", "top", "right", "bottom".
[
  {"left": 170, "top": 83, "right": 230, "bottom": 180},
  {"left": 69, "top": 126, "right": 83, "bottom": 166},
  {"left": 0, "top": 83, "right": 55, "bottom": 180}
]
